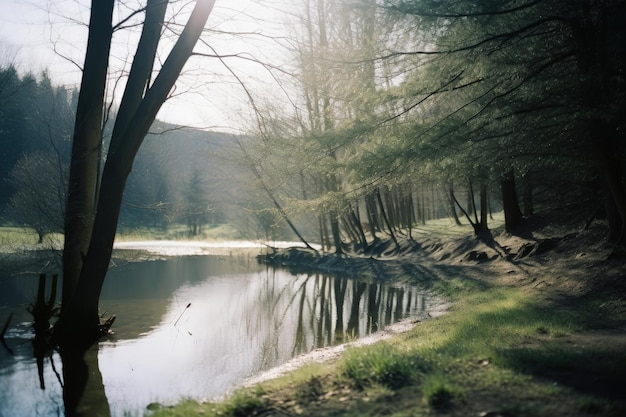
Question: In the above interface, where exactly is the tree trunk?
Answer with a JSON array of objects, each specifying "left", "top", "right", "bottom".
[
  {"left": 447, "top": 184, "right": 462, "bottom": 226},
  {"left": 596, "top": 124, "right": 626, "bottom": 244},
  {"left": 376, "top": 188, "right": 399, "bottom": 249},
  {"left": 56, "top": 0, "right": 217, "bottom": 345},
  {"left": 522, "top": 171, "right": 533, "bottom": 216},
  {"left": 468, "top": 180, "right": 480, "bottom": 226},
  {"left": 466, "top": 186, "right": 475, "bottom": 218},
  {"left": 501, "top": 170, "right": 523, "bottom": 233},
  {"left": 479, "top": 182, "right": 488, "bottom": 231},
  {"left": 62, "top": 0, "right": 114, "bottom": 310},
  {"left": 450, "top": 186, "right": 485, "bottom": 235},
  {"left": 330, "top": 215, "right": 343, "bottom": 254},
  {"left": 365, "top": 193, "right": 380, "bottom": 237},
  {"left": 573, "top": 1, "right": 626, "bottom": 244},
  {"left": 349, "top": 203, "right": 368, "bottom": 248}
]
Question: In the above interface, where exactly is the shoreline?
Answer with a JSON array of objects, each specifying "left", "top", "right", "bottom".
[{"left": 242, "top": 299, "right": 452, "bottom": 389}]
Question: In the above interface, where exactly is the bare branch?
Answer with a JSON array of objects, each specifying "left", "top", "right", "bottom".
[{"left": 383, "top": 0, "right": 544, "bottom": 19}]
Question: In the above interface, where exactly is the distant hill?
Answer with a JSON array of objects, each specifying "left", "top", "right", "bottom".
[{"left": 120, "top": 120, "right": 253, "bottom": 231}]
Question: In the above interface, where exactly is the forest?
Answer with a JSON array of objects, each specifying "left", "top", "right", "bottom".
[
  {"left": 0, "top": 67, "right": 244, "bottom": 241},
  {"left": 241, "top": 0, "right": 626, "bottom": 253},
  {"left": 2, "top": 0, "right": 625, "bottom": 255}
]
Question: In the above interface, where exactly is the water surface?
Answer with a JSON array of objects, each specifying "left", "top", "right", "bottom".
[{"left": 0, "top": 251, "right": 435, "bottom": 416}]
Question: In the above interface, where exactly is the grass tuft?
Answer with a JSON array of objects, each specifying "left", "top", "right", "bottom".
[
  {"left": 219, "top": 389, "right": 267, "bottom": 417},
  {"left": 340, "top": 343, "right": 424, "bottom": 389},
  {"left": 421, "top": 373, "right": 458, "bottom": 410}
]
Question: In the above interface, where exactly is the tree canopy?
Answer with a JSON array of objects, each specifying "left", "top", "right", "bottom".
[{"left": 240, "top": 0, "right": 625, "bottom": 247}]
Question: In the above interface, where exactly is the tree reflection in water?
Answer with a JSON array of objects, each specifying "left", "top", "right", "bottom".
[
  {"left": 11, "top": 263, "right": 429, "bottom": 416},
  {"left": 29, "top": 274, "right": 112, "bottom": 417},
  {"left": 279, "top": 272, "right": 425, "bottom": 357},
  {"left": 60, "top": 344, "right": 111, "bottom": 417}
]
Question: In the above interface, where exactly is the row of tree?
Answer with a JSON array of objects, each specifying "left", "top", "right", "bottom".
[
  {"left": 0, "top": 65, "right": 233, "bottom": 241},
  {"left": 241, "top": 0, "right": 626, "bottom": 251}
]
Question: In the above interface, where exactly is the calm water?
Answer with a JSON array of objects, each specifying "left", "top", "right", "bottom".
[{"left": 0, "top": 252, "right": 435, "bottom": 417}]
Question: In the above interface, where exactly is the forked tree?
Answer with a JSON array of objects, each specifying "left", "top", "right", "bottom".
[{"left": 55, "top": 0, "right": 216, "bottom": 347}]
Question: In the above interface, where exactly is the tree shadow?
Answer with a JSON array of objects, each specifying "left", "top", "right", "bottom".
[{"left": 497, "top": 344, "right": 626, "bottom": 402}]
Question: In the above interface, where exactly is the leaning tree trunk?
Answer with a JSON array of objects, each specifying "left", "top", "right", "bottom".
[
  {"left": 376, "top": 188, "right": 399, "bottom": 249},
  {"left": 364, "top": 193, "right": 380, "bottom": 238},
  {"left": 447, "top": 184, "right": 462, "bottom": 226}
]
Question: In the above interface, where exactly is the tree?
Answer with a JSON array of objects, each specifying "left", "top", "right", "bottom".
[
  {"left": 182, "top": 169, "right": 211, "bottom": 236},
  {"left": 0, "top": 67, "right": 75, "bottom": 224},
  {"left": 374, "top": 0, "right": 625, "bottom": 241},
  {"left": 242, "top": 0, "right": 386, "bottom": 252},
  {"left": 8, "top": 152, "right": 66, "bottom": 243},
  {"left": 56, "top": 0, "right": 216, "bottom": 346}
]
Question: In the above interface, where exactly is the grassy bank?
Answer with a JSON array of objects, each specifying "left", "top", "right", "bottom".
[
  {"left": 148, "top": 263, "right": 626, "bottom": 417},
  {"left": 115, "top": 224, "right": 243, "bottom": 242},
  {"left": 0, "top": 224, "right": 243, "bottom": 248}
]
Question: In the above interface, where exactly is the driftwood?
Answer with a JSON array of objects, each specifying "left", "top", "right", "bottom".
[{"left": 98, "top": 315, "right": 116, "bottom": 336}]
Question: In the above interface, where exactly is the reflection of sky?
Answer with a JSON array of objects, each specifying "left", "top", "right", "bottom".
[
  {"left": 99, "top": 271, "right": 316, "bottom": 413},
  {"left": 0, "top": 255, "right": 431, "bottom": 417},
  {"left": 0, "top": 325, "right": 65, "bottom": 417}
]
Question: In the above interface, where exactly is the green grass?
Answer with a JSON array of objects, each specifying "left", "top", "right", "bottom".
[
  {"left": 0, "top": 224, "right": 244, "bottom": 251},
  {"left": 340, "top": 343, "right": 424, "bottom": 389},
  {"left": 149, "top": 389, "right": 268, "bottom": 417},
  {"left": 412, "top": 211, "right": 506, "bottom": 237},
  {"left": 115, "top": 224, "right": 243, "bottom": 241},
  {"left": 421, "top": 373, "right": 459, "bottom": 409},
  {"left": 0, "top": 227, "right": 63, "bottom": 246}
]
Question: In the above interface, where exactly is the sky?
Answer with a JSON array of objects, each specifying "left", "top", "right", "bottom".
[{"left": 0, "top": 0, "right": 297, "bottom": 132}]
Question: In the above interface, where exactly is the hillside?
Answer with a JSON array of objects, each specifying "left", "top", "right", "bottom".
[{"left": 121, "top": 121, "right": 253, "bottom": 230}]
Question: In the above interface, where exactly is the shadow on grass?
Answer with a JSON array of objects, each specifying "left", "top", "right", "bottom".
[{"left": 496, "top": 341, "right": 626, "bottom": 401}]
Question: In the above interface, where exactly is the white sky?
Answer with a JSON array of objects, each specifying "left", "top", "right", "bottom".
[{"left": 0, "top": 0, "right": 298, "bottom": 132}]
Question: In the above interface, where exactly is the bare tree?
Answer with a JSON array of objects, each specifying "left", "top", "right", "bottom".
[
  {"left": 8, "top": 152, "right": 66, "bottom": 243},
  {"left": 55, "top": 0, "right": 216, "bottom": 346}
]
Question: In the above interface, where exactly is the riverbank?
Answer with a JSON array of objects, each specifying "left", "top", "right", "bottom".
[{"left": 151, "top": 216, "right": 626, "bottom": 417}]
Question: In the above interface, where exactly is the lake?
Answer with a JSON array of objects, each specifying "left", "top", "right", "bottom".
[{"left": 0, "top": 247, "right": 437, "bottom": 417}]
